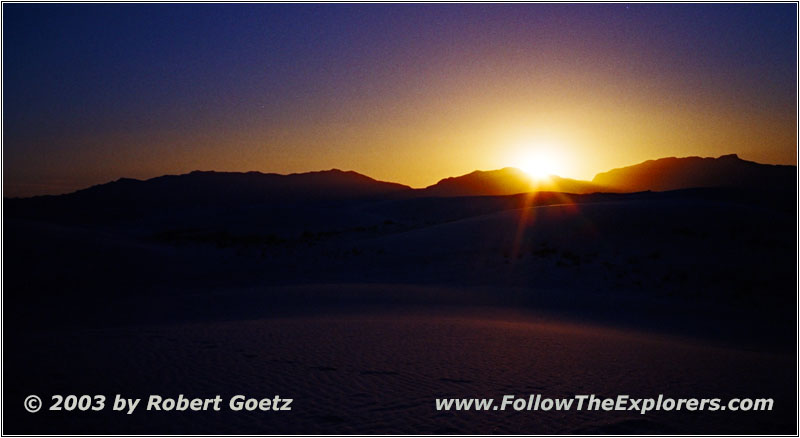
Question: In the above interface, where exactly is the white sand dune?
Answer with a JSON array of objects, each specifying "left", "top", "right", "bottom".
[
  {"left": 5, "top": 310, "right": 794, "bottom": 434},
  {"left": 4, "top": 192, "right": 794, "bottom": 434}
]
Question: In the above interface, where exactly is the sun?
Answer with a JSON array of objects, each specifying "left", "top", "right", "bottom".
[{"left": 516, "top": 146, "right": 563, "bottom": 180}]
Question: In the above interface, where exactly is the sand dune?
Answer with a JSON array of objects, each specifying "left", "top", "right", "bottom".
[
  {"left": 5, "top": 311, "right": 794, "bottom": 434},
  {"left": 4, "top": 181, "right": 795, "bottom": 434}
]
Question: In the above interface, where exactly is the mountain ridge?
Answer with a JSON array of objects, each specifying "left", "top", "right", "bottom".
[
  {"left": 421, "top": 167, "right": 604, "bottom": 196},
  {"left": 592, "top": 154, "right": 795, "bottom": 192},
  {"left": 6, "top": 154, "right": 795, "bottom": 204}
]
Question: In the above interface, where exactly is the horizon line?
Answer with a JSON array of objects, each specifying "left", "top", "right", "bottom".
[{"left": 5, "top": 152, "right": 797, "bottom": 199}]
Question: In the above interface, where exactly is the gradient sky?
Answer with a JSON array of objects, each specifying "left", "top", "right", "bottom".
[{"left": 3, "top": 3, "right": 797, "bottom": 196}]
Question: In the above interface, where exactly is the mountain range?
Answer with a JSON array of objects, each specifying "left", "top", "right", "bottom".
[
  {"left": 6, "top": 154, "right": 795, "bottom": 211},
  {"left": 592, "top": 153, "right": 796, "bottom": 192}
]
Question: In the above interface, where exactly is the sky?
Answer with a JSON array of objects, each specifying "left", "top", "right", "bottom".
[{"left": 3, "top": 3, "right": 797, "bottom": 196}]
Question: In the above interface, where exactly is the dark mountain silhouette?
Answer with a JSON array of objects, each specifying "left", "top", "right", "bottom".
[
  {"left": 6, "top": 155, "right": 796, "bottom": 223},
  {"left": 15, "top": 169, "right": 411, "bottom": 205},
  {"left": 592, "top": 154, "right": 796, "bottom": 192},
  {"left": 5, "top": 169, "right": 412, "bottom": 222},
  {"left": 420, "top": 167, "right": 604, "bottom": 197}
]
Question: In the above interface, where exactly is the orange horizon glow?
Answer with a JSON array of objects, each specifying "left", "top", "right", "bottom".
[
  {"left": 4, "top": 5, "right": 796, "bottom": 198},
  {"left": 8, "top": 91, "right": 795, "bottom": 197}
]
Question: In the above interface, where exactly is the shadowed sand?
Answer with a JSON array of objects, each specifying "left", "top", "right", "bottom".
[
  {"left": 5, "top": 306, "right": 794, "bottom": 434},
  {"left": 4, "top": 183, "right": 795, "bottom": 434}
]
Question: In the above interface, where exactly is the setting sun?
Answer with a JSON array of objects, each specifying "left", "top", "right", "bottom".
[{"left": 515, "top": 145, "right": 565, "bottom": 180}]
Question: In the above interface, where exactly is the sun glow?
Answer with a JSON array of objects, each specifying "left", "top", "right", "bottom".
[{"left": 515, "top": 143, "right": 566, "bottom": 180}]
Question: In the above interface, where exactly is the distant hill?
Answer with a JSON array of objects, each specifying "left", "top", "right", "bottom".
[
  {"left": 7, "top": 155, "right": 796, "bottom": 222},
  {"left": 23, "top": 169, "right": 411, "bottom": 205},
  {"left": 421, "top": 167, "right": 604, "bottom": 197},
  {"left": 592, "top": 154, "right": 796, "bottom": 192},
  {"left": 6, "top": 169, "right": 412, "bottom": 221}
]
